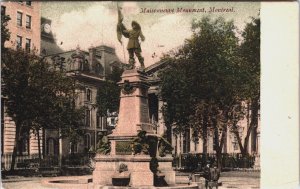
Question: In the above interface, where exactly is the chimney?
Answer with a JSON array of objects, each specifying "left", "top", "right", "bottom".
[{"left": 88, "top": 46, "right": 96, "bottom": 73}]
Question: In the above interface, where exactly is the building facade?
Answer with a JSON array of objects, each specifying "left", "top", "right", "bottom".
[
  {"left": 43, "top": 45, "right": 124, "bottom": 157},
  {"left": 1, "top": 1, "right": 41, "bottom": 53},
  {"left": 145, "top": 61, "right": 261, "bottom": 157},
  {"left": 1, "top": 1, "right": 42, "bottom": 168}
]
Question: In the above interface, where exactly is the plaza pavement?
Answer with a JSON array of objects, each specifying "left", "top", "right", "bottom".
[{"left": 1, "top": 171, "right": 260, "bottom": 189}]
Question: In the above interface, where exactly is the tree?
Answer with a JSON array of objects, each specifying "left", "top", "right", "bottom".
[
  {"left": 231, "top": 18, "right": 260, "bottom": 158},
  {"left": 1, "top": 13, "right": 10, "bottom": 51},
  {"left": 2, "top": 49, "right": 86, "bottom": 170},
  {"left": 159, "top": 16, "right": 250, "bottom": 168},
  {"left": 96, "top": 66, "right": 123, "bottom": 117}
]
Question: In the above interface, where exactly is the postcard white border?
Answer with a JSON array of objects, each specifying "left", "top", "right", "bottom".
[{"left": 261, "top": 2, "right": 299, "bottom": 188}]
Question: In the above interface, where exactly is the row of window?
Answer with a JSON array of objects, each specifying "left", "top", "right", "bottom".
[
  {"left": 1, "top": 5, "right": 32, "bottom": 29},
  {"left": 19, "top": 1, "right": 32, "bottom": 6},
  {"left": 85, "top": 109, "right": 108, "bottom": 129},
  {"left": 17, "top": 11, "right": 31, "bottom": 29},
  {"left": 47, "top": 135, "right": 91, "bottom": 155},
  {"left": 16, "top": 35, "right": 31, "bottom": 52}
]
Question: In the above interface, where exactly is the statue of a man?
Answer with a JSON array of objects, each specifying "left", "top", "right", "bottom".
[{"left": 117, "top": 7, "right": 145, "bottom": 70}]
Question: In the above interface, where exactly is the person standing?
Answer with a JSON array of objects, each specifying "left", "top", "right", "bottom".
[{"left": 117, "top": 6, "right": 145, "bottom": 70}]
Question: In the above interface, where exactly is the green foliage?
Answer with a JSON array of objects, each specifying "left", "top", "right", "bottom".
[
  {"left": 1, "top": 14, "right": 11, "bottom": 50},
  {"left": 159, "top": 16, "right": 260, "bottom": 163},
  {"left": 240, "top": 18, "right": 260, "bottom": 100},
  {"left": 158, "top": 137, "right": 173, "bottom": 157},
  {"left": 1, "top": 49, "right": 85, "bottom": 169},
  {"left": 96, "top": 135, "right": 111, "bottom": 155},
  {"left": 96, "top": 66, "right": 123, "bottom": 116}
]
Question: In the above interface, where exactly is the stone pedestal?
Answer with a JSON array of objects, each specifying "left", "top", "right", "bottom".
[
  {"left": 109, "top": 69, "right": 155, "bottom": 156},
  {"left": 112, "top": 69, "right": 154, "bottom": 137},
  {"left": 93, "top": 70, "right": 155, "bottom": 187},
  {"left": 157, "top": 156, "right": 176, "bottom": 185},
  {"left": 93, "top": 69, "right": 176, "bottom": 188},
  {"left": 93, "top": 155, "right": 153, "bottom": 187}
]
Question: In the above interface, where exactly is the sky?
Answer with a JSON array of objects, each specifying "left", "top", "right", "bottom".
[{"left": 42, "top": 2, "right": 260, "bottom": 67}]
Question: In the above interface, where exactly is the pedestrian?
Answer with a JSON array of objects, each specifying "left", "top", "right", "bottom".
[
  {"left": 203, "top": 161, "right": 211, "bottom": 189},
  {"left": 207, "top": 162, "right": 220, "bottom": 189}
]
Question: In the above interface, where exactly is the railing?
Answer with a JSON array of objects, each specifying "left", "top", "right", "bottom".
[
  {"left": 1, "top": 154, "right": 40, "bottom": 170},
  {"left": 1, "top": 153, "right": 93, "bottom": 171},
  {"left": 174, "top": 153, "right": 256, "bottom": 171},
  {"left": 61, "top": 153, "right": 92, "bottom": 167}
]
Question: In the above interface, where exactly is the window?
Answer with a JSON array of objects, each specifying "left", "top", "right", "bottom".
[
  {"left": 25, "top": 38, "right": 31, "bottom": 52},
  {"left": 25, "top": 1, "right": 31, "bottom": 6},
  {"left": 47, "top": 138, "right": 55, "bottom": 155},
  {"left": 1, "top": 6, "right": 6, "bottom": 15},
  {"left": 96, "top": 114, "right": 100, "bottom": 128},
  {"left": 17, "top": 12, "right": 22, "bottom": 26},
  {"left": 183, "top": 129, "right": 190, "bottom": 153},
  {"left": 18, "top": 134, "right": 29, "bottom": 155},
  {"left": 233, "top": 136, "right": 239, "bottom": 150},
  {"left": 86, "top": 89, "right": 91, "bottom": 101},
  {"left": 16, "top": 36, "right": 22, "bottom": 49},
  {"left": 70, "top": 142, "right": 78, "bottom": 154},
  {"left": 26, "top": 15, "right": 31, "bottom": 29},
  {"left": 84, "top": 134, "right": 91, "bottom": 150},
  {"left": 213, "top": 132, "right": 218, "bottom": 151},
  {"left": 111, "top": 118, "right": 115, "bottom": 125},
  {"left": 85, "top": 109, "right": 90, "bottom": 127}
]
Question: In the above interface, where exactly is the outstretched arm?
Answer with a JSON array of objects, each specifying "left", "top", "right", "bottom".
[{"left": 119, "top": 23, "right": 130, "bottom": 38}]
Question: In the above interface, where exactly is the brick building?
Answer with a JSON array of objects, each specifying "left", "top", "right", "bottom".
[
  {"left": 1, "top": 1, "right": 41, "bottom": 53},
  {"left": 1, "top": 1, "right": 42, "bottom": 169}
]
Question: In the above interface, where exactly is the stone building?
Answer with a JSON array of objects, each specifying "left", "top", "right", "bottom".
[
  {"left": 43, "top": 45, "right": 124, "bottom": 157},
  {"left": 1, "top": 1, "right": 42, "bottom": 167},
  {"left": 145, "top": 61, "right": 261, "bottom": 157}
]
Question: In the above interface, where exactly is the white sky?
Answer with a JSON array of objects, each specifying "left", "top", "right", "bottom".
[{"left": 42, "top": 2, "right": 260, "bottom": 67}]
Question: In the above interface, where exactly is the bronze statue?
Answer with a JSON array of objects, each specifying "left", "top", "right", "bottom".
[{"left": 117, "top": 6, "right": 145, "bottom": 70}]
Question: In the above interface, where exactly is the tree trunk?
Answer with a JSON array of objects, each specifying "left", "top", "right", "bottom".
[
  {"left": 215, "top": 128, "right": 226, "bottom": 169},
  {"left": 249, "top": 98, "right": 259, "bottom": 153},
  {"left": 212, "top": 117, "right": 225, "bottom": 169},
  {"left": 233, "top": 128, "right": 245, "bottom": 157},
  {"left": 242, "top": 98, "right": 259, "bottom": 157},
  {"left": 202, "top": 114, "right": 208, "bottom": 162},
  {"left": 37, "top": 128, "right": 42, "bottom": 161},
  {"left": 10, "top": 121, "right": 21, "bottom": 171}
]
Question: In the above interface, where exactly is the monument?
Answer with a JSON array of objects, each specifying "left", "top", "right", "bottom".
[
  {"left": 93, "top": 68, "right": 176, "bottom": 187},
  {"left": 92, "top": 6, "right": 177, "bottom": 187}
]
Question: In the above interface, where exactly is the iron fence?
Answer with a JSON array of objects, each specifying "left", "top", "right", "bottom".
[
  {"left": 1, "top": 153, "right": 93, "bottom": 171},
  {"left": 174, "top": 153, "right": 256, "bottom": 171}
]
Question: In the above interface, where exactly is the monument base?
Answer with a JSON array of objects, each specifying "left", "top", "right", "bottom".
[
  {"left": 93, "top": 155, "right": 154, "bottom": 187},
  {"left": 93, "top": 155, "right": 176, "bottom": 187}
]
